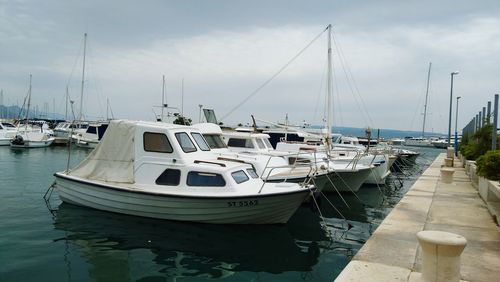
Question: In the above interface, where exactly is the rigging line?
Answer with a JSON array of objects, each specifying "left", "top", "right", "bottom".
[
  {"left": 332, "top": 55, "right": 344, "bottom": 127},
  {"left": 331, "top": 30, "right": 373, "bottom": 126},
  {"left": 313, "top": 59, "right": 328, "bottom": 124},
  {"left": 66, "top": 35, "right": 85, "bottom": 88},
  {"left": 220, "top": 26, "right": 329, "bottom": 122},
  {"left": 332, "top": 31, "right": 371, "bottom": 126}
]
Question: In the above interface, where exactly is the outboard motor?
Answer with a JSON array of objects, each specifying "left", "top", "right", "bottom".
[{"left": 11, "top": 135, "right": 25, "bottom": 146}]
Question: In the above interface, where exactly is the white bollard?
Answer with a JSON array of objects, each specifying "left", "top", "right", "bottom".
[
  {"left": 440, "top": 168, "right": 455, "bottom": 183},
  {"left": 444, "top": 157, "right": 454, "bottom": 167},
  {"left": 417, "top": 231, "right": 467, "bottom": 282},
  {"left": 447, "top": 146, "right": 455, "bottom": 158}
]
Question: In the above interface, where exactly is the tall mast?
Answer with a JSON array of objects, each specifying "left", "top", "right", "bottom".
[
  {"left": 65, "top": 85, "right": 69, "bottom": 120},
  {"left": 161, "top": 75, "right": 165, "bottom": 121},
  {"left": 106, "top": 98, "right": 109, "bottom": 120},
  {"left": 79, "top": 33, "right": 87, "bottom": 121},
  {"left": 181, "top": 78, "right": 184, "bottom": 117},
  {"left": 422, "top": 62, "right": 432, "bottom": 137},
  {"left": 326, "top": 24, "right": 333, "bottom": 149},
  {"left": 25, "top": 74, "right": 32, "bottom": 131}
]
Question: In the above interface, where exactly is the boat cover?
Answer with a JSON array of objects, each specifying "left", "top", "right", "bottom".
[{"left": 69, "top": 120, "right": 135, "bottom": 183}]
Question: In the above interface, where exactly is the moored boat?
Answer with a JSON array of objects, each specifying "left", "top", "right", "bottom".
[{"left": 54, "top": 120, "right": 314, "bottom": 224}]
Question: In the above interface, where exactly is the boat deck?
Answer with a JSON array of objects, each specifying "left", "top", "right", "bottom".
[{"left": 335, "top": 153, "right": 500, "bottom": 282}]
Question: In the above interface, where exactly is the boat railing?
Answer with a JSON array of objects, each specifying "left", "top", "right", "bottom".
[
  {"left": 258, "top": 164, "right": 314, "bottom": 194},
  {"left": 257, "top": 150, "right": 323, "bottom": 193}
]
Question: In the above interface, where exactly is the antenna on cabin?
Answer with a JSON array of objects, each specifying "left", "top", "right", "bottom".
[{"left": 251, "top": 115, "right": 258, "bottom": 132}]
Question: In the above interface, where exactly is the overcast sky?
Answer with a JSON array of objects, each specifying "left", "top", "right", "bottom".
[{"left": 1, "top": 0, "right": 499, "bottom": 133}]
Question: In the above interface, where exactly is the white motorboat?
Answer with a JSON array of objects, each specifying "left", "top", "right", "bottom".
[
  {"left": 403, "top": 137, "right": 433, "bottom": 147},
  {"left": 54, "top": 120, "right": 314, "bottom": 224},
  {"left": 72, "top": 122, "right": 109, "bottom": 149},
  {"left": 10, "top": 131, "right": 54, "bottom": 148},
  {"left": 10, "top": 75, "right": 55, "bottom": 148},
  {"left": 195, "top": 123, "right": 331, "bottom": 191},
  {"left": 0, "top": 122, "right": 17, "bottom": 146},
  {"left": 198, "top": 123, "right": 373, "bottom": 192}
]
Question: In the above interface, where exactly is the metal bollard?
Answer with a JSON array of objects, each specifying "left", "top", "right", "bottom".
[{"left": 417, "top": 230, "right": 467, "bottom": 282}]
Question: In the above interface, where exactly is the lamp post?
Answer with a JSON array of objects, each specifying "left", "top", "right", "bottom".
[
  {"left": 447, "top": 71, "right": 459, "bottom": 147},
  {"left": 454, "top": 96, "right": 461, "bottom": 156}
]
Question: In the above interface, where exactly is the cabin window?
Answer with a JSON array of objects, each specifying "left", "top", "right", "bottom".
[
  {"left": 187, "top": 171, "right": 226, "bottom": 186},
  {"left": 246, "top": 168, "right": 259, "bottom": 179},
  {"left": 155, "top": 169, "right": 181, "bottom": 186},
  {"left": 191, "top": 132, "right": 210, "bottom": 151},
  {"left": 175, "top": 132, "right": 197, "bottom": 153},
  {"left": 256, "top": 138, "right": 266, "bottom": 149},
  {"left": 227, "top": 138, "right": 254, "bottom": 148},
  {"left": 263, "top": 138, "right": 273, "bottom": 149},
  {"left": 143, "top": 132, "right": 173, "bottom": 153},
  {"left": 231, "top": 170, "right": 249, "bottom": 184},
  {"left": 87, "top": 126, "right": 97, "bottom": 134},
  {"left": 203, "top": 134, "right": 227, "bottom": 149}
]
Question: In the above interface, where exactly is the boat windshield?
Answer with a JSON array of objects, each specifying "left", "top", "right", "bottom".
[
  {"left": 263, "top": 138, "right": 273, "bottom": 149},
  {"left": 227, "top": 138, "right": 254, "bottom": 148},
  {"left": 175, "top": 132, "right": 197, "bottom": 153},
  {"left": 203, "top": 134, "right": 227, "bottom": 149},
  {"left": 2, "top": 122, "right": 15, "bottom": 128},
  {"left": 231, "top": 170, "right": 249, "bottom": 184},
  {"left": 190, "top": 132, "right": 210, "bottom": 151},
  {"left": 256, "top": 138, "right": 266, "bottom": 149}
]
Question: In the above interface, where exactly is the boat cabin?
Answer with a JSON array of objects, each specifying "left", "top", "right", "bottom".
[{"left": 69, "top": 120, "right": 263, "bottom": 192}]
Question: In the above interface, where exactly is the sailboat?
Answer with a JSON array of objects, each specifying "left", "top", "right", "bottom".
[
  {"left": 404, "top": 62, "right": 434, "bottom": 147},
  {"left": 10, "top": 74, "right": 54, "bottom": 148}
]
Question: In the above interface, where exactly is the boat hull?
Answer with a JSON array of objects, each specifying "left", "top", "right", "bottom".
[
  {"left": 54, "top": 173, "right": 312, "bottom": 224},
  {"left": 10, "top": 139, "right": 54, "bottom": 148},
  {"left": 322, "top": 167, "right": 371, "bottom": 192}
]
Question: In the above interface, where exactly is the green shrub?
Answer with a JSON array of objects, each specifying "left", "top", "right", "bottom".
[
  {"left": 476, "top": 150, "right": 500, "bottom": 180},
  {"left": 462, "top": 124, "right": 500, "bottom": 160}
]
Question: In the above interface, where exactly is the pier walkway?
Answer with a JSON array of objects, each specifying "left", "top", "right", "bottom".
[{"left": 336, "top": 153, "right": 499, "bottom": 282}]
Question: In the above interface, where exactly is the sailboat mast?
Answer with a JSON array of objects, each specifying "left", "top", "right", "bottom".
[
  {"left": 422, "top": 62, "right": 432, "bottom": 138},
  {"left": 326, "top": 24, "right": 333, "bottom": 149},
  {"left": 79, "top": 33, "right": 87, "bottom": 121},
  {"left": 65, "top": 86, "right": 69, "bottom": 120},
  {"left": 161, "top": 75, "right": 165, "bottom": 121},
  {"left": 25, "top": 74, "right": 32, "bottom": 131}
]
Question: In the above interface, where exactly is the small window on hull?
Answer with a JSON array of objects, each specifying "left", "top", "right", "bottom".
[
  {"left": 156, "top": 169, "right": 181, "bottom": 185},
  {"left": 187, "top": 171, "right": 226, "bottom": 186}
]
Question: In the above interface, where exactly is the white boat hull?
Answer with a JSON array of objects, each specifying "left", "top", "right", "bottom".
[
  {"left": 0, "top": 138, "right": 11, "bottom": 146},
  {"left": 322, "top": 167, "right": 371, "bottom": 192},
  {"left": 10, "top": 138, "right": 54, "bottom": 148},
  {"left": 76, "top": 138, "right": 98, "bottom": 149},
  {"left": 54, "top": 173, "right": 312, "bottom": 224}
]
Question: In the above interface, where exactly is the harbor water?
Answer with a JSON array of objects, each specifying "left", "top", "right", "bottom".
[{"left": 0, "top": 146, "right": 440, "bottom": 281}]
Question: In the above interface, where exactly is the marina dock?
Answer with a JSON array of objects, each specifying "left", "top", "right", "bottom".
[{"left": 336, "top": 153, "right": 500, "bottom": 282}]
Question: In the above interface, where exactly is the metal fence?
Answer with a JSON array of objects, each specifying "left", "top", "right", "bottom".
[{"left": 462, "top": 94, "right": 499, "bottom": 150}]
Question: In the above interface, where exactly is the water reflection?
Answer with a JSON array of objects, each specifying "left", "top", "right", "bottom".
[{"left": 53, "top": 203, "right": 327, "bottom": 281}]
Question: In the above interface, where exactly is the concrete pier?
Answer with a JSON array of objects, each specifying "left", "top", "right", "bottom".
[{"left": 335, "top": 153, "right": 500, "bottom": 282}]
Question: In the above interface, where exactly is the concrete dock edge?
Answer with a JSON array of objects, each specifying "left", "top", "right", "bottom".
[{"left": 335, "top": 153, "right": 500, "bottom": 282}]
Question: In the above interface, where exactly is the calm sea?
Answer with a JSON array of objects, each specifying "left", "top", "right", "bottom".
[{"left": 0, "top": 146, "right": 440, "bottom": 281}]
